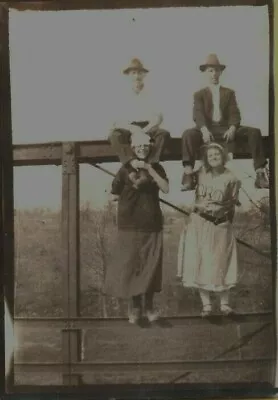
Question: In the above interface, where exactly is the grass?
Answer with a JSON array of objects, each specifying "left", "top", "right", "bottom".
[
  {"left": 14, "top": 204, "right": 272, "bottom": 318},
  {"left": 12, "top": 204, "right": 274, "bottom": 385}
]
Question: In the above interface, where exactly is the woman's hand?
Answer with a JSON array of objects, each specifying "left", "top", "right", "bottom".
[
  {"left": 194, "top": 202, "right": 210, "bottom": 212},
  {"left": 130, "top": 159, "right": 145, "bottom": 170}
]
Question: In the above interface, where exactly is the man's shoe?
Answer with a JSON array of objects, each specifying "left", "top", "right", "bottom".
[
  {"left": 181, "top": 172, "right": 196, "bottom": 191},
  {"left": 128, "top": 308, "right": 141, "bottom": 324},
  {"left": 255, "top": 171, "right": 269, "bottom": 189}
]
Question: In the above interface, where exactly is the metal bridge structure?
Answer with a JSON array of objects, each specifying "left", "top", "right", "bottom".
[{"left": 0, "top": 0, "right": 275, "bottom": 396}]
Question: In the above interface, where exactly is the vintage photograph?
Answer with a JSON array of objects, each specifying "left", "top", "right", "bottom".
[{"left": 4, "top": 0, "right": 275, "bottom": 393}]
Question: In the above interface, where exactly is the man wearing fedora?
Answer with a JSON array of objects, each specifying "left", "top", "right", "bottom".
[
  {"left": 181, "top": 54, "right": 269, "bottom": 191},
  {"left": 109, "top": 58, "right": 170, "bottom": 184}
]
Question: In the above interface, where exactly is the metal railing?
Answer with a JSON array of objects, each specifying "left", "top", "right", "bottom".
[{"left": 11, "top": 138, "right": 274, "bottom": 389}]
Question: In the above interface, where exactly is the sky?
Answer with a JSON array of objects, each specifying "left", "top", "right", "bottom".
[{"left": 9, "top": 6, "right": 270, "bottom": 211}]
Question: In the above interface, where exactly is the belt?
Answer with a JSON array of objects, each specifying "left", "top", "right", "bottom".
[{"left": 193, "top": 209, "right": 230, "bottom": 225}]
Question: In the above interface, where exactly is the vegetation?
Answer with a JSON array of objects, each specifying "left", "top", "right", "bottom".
[{"left": 14, "top": 199, "right": 272, "bottom": 318}]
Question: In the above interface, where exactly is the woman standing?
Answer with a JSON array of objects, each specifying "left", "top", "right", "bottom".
[
  {"left": 177, "top": 143, "right": 241, "bottom": 317},
  {"left": 104, "top": 135, "right": 169, "bottom": 324}
]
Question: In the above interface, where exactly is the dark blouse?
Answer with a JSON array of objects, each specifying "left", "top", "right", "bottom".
[{"left": 111, "top": 163, "right": 168, "bottom": 232}]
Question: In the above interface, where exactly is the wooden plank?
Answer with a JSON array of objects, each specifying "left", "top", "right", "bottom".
[
  {"left": 82, "top": 323, "right": 243, "bottom": 363},
  {"left": 61, "top": 142, "right": 81, "bottom": 385},
  {"left": 13, "top": 136, "right": 271, "bottom": 166},
  {"left": 77, "top": 136, "right": 272, "bottom": 163},
  {"left": 239, "top": 323, "right": 275, "bottom": 360},
  {"left": 13, "top": 142, "right": 62, "bottom": 166},
  {"left": 13, "top": 312, "right": 273, "bottom": 330},
  {"left": 13, "top": 358, "right": 274, "bottom": 375},
  {"left": 10, "top": 382, "right": 274, "bottom": 396}
]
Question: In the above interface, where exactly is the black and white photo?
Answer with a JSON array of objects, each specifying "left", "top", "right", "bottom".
[{"left": 2, "top": 0, "right": 275, "bottom": 394}]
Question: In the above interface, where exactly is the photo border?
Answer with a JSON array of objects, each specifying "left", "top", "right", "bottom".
[{"left": 1, "top": 0, "right": 276, "bottom": 398}]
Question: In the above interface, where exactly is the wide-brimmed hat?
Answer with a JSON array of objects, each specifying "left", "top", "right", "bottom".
[
  {"left": 199, "top": 54, "right": 226, "bottom": 72},
  {"left": 131, "top": 133, "right": 151, "bottom": 148},
  {"left": 123, "top": 58, "right": 149, "bottom": 75}
]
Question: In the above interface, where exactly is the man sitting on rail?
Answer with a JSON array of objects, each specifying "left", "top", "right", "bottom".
[
  {"left": 108, "top": 58, "right": 171, "bottom": 186},
  {"left": 181, "top": 54, "right": 269, "bottom": 191}
]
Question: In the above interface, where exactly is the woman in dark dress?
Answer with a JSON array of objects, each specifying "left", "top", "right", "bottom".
[{"left": 104, "top": 134, "right": 169, "bottom": 324}]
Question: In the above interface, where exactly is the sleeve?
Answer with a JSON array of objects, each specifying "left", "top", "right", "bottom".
[
  {"left": 193, "top": 167, "right": 204, "bottom": 197},
  {"left": 228, "top": 90, "right": 241, "bottom": 128},
  {"left": 110, "top": 91, "right": 129, "bottom": 129},
  {"left": 154, "top": 164, "right": 169, "bottom": 181},
  {"left": 229, "top": 178, "right": 241, "bottom": 203},
  {"left": 111, "top": 167, "right": 125, "bottom": 195},
  {"left": 193, "top": 91, "right": 206, "bottom": 129}
]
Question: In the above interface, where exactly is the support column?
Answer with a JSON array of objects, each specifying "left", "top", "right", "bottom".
[{"left": 61, "top": 142, "right": 82, "bottom": 385}]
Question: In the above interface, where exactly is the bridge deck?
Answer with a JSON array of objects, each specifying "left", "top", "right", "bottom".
[{"left": 13, "top": 136, "right": 271, "bottom": 166}]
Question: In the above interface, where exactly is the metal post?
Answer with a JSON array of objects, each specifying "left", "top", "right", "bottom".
[
  {"left": 0, "top": 5, "right": 15, "bottom": 390},
  {"left": 61, "top": 142, "right": 82, "bottom": 385}
]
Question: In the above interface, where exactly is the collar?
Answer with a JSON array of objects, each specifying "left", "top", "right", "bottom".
[{"left": 208, "top": 84, "right": 220, "bottom": 92}]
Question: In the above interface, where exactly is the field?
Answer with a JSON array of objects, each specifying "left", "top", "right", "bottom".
[{"left": 12, "top": 203, "right": 274, "bottom": 386}]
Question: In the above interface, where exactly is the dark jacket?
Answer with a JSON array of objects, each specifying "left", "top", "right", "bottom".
[
  {"left": 193, "top": 86, "right": 241, "bottom": 130},
  {"left": 111, "top": 163, "right": 167, "bottom": 232}
]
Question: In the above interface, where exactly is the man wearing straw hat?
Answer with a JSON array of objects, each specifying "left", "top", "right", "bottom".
[
  {"left": 181, "top": 54, "right": 269, "bottom": 191},
  {"left": 109, "top": 58, "right": 170, "bottom": 186}
]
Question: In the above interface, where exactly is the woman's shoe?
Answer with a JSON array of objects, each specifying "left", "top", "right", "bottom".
[
  {"left": 201, "top": 304, "right": 212, "bottom": 318},
  {"left": 146, "top": 310, "right": 160, "bottom": 323},
  {"left": 128, "top": 308, "right": 141, "bottom": 324},
  {"left": 220, "top": 304, "right": 234, "bottom": 316}
]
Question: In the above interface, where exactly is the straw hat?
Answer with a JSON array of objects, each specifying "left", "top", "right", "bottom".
[
  {"left": 131, "top": 133, "right": 151, "bottom": 148},
  {"left": 199, "top": 54, "right": 226, "bottom": 72},
  {"left": 201, "top": 142, "right": 226, "bottom": 154},
  {"left": 123, "top": 58, "right": 149, "bottom": 75}
]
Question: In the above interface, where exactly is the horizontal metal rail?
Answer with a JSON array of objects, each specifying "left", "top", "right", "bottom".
[
  {"left": 7, "top": 0, "right": 271, "bottom": 12},
  {"left": 12, "top": 137, "right": 270, "bottom": 166},
  {"left": 10, "top": 137, "right": 273, "bottom": 389},
  {"left": 14, "top": 358, "right": 274, "bottom": 375},
  {"left": 13, "top": 312, "right": 273, "bottom": 330}
]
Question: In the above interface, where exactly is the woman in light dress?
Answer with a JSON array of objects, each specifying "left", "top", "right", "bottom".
[{"left": 177, "top": 143, "right": 241, "bottom": 317}]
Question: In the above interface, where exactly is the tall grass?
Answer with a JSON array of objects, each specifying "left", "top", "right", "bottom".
[{"left": 14, "top": 201, "right": 272, "bottom": 318}]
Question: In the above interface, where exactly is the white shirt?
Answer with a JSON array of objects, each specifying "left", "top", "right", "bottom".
[
  {"left": 112, "top": 87, "right": 162, "bottom": 128},
  {"left": 209, "top": 84, "right": 221, "bottom": 122}
]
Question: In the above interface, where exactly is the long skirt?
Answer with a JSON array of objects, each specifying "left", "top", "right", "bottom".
[
  {"left": 177, "top": 213, "right": 238, "bottom": 292},
  {"left": 103, "top": 230, "right": 163, "bottom": 299}
]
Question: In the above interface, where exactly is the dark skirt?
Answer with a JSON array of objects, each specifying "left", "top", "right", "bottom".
[{"left": 103, "top": 230, "right": 163, "bottom": 299}]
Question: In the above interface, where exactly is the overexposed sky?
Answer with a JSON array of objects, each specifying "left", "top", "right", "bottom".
[{"left": 9, "top": 6, "right": 270, "bottom": 210}]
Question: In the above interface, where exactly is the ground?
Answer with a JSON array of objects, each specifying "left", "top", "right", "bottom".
[{"left": 12, "top": 205, "right": 274, "bottom": 386}]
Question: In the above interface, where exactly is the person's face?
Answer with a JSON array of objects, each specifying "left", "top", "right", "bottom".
[
  {"left": 206, "top": 66, "right": 222, "bottom": 85},
  {"left": 207, "top": 147, "right": 223, "bottom": 168},
  {"left": 133, "top": 144, "right": 150, "bottom": 160},
  {"left": 128, "top": 69, "right": 146, "bottom": 93}
]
